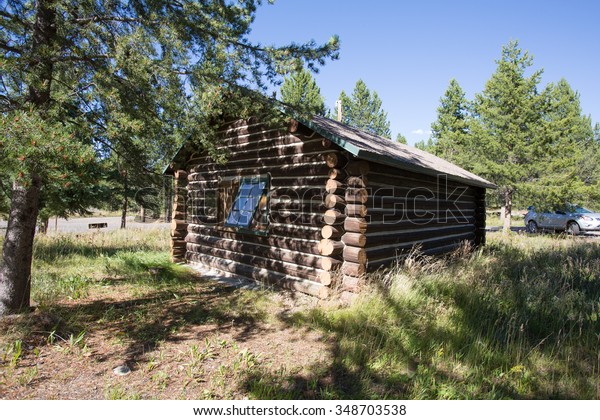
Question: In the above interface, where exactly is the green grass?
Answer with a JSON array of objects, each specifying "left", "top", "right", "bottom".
[
  {"left": 486, "top": 212, "right": 525, "bottom": 228},
  {"left": 30, "top": 228, "right": 175, "bottom": 304},
  {"left": 1, "top": 228, "right": 598, "bottom": 399},
  {"left": 0, "top": 228, "right": 175, "bottom": 306},
  {"left": 283, "top": 233, "right": 600, "bottom": 399}
]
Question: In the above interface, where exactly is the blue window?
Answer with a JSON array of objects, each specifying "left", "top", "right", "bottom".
[{"left": 224, "top": 177, "right": 269, "bottom": 229}]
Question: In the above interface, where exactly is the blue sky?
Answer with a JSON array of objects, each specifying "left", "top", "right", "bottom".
[{"left": 248, "top": 0, "right": 600, "bottom": 145}]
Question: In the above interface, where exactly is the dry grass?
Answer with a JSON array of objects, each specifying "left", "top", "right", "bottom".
[
  {"left": 288, "top": 232, "right": 600, "bottom": 399},
  {"left": 1, "top": 228, "right": 330, "bottom": 399},
  {"left": 1, "top": 228, "right": 599, "bottom": 399}
]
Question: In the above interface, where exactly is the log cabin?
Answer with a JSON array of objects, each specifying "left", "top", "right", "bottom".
[{"left": 165, "top": 115, "right": 495, "bottom": 300}]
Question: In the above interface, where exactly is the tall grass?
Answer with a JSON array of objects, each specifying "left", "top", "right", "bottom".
[
  {"left": 289, "top": 234, "right": 600, "bottom": 399},
  {"left": 30, "top": 228, "right": 174, "bottom": 304},
  {"left": 2, "top": 228, "right": 599, "bottom": 399}
]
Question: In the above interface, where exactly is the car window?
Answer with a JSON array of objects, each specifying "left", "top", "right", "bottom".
[{"left": 574, "top": 206, "right": 592, "bottom": 213}]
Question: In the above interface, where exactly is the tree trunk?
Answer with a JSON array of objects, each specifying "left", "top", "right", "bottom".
[
  {"left": 0, "top": 0, "right": 56, "bottom": 317},
  {"left": 0, "top": 175, "right": 42, "bottom": 315},
  {"left": 28, "top": 0, "right": 57, "bottom": 106},
  {"left": 121, "top": 170, "right": 128, "bottom": 229},
  {"left": 503, "top": 188, "right": 513, "bottom": 234}
]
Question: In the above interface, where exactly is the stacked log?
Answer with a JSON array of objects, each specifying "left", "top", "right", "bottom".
[
  {"left": 187, "top": 252, "right": 329, "bottom": 299},
  {"left": 318, "top": 151, "right": 347, "bottom": 288},
  {"left": 364, "top": 162, "right": 479, "bottom": 267},
  {"left": 339, "top": 159, "right": 370, "bottom": 296},
  {"left": 171, "top": 170, "right": 188, "bottom": 263},
  {"left": 311, "top": 156, "right": 371, "bottom": 296},
  {"left": 183, "top": 121, "right": 342, "bottom": 299}
]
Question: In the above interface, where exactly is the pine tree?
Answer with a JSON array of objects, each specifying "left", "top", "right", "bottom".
[
  {"left": 280, "top": 68, "right": 326, "bottom": 116},
  {"left": 338, "top": 80, "right": 392, "bottom": 137},
  {"left": 590, "top": 123, "right": 600, "bottom": 206},
  {"left": 0, "top": 0, "right": 339, "bottom": 316},
  {"left": 414, "top": 138, "right": 435, "bottom": 152},
  {"left": 429, "top": 41, "right": 600, "bottom": 221},
  {"left": 468, "top": 40, "right": 545, "bottom": 232},
  {"left": 533, "top": 79, "right": 595, "bottom": 208},
  {"left": 396, "top": 133, "right": 408, "bottom": 144},
  {"left": 430, "top": 79, "right": 470, "bottom": 166}
]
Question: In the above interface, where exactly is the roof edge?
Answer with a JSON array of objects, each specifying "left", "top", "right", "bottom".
[{"left": 298, "top": 116, "right": 497, "bottom": 190}]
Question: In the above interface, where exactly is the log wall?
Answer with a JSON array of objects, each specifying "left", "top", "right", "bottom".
[
  {"left": 178, "top": 118, "right": 487, "bottom": 300},
  {"left": 183, "top": 119, "right": 342, "bottom": 298},
  {"left": 170, "top": 170, "right": 188, "bottom": 263},
  {"left": 363, "top": 162, "right": 486, "bottom": 268}
]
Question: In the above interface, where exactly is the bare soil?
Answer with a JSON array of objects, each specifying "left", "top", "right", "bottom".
[{"left": 0, "top": 276, "right": 335, "bottom": 400}]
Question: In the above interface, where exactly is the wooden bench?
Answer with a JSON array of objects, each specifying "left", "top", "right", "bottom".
[{"left": 88, "top": 223, "right": 108, "bottom": 229}]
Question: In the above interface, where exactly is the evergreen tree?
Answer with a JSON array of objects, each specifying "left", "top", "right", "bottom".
[
  {"left": 0, "top": 0, "right": 339, "bottom": 316},
  {"left": 280, "top": 68, "right": 326, "bottom": 116},
  {"left": 533, "top": 79, "right": 595, "bottom": 208},
  {"left": 396, "top": 133, "right": 408, "bottom": 144},
  {"left": 590, "top": 123, "right": 600, "bottom": 206},
  {"left": 428, "top": 42, "right": 600, "bottom": 220},
  {"left": 338, "top": 80, "right": 392, "bottom": 137},
  {"left": 468, "top": 40, "right": 545, "bottom": 232},
  {"left": 430, "top": 79, "right": 470, "bottom": 165},
  {"left": 414, "top": 138, "right": 435, "bottom": 152},
  {"left": 0, "top": 179, "right": 10, "bottom": 217}
]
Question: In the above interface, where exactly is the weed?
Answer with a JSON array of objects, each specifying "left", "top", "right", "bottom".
[
  {"left": 46, "top": 329, "right": 57, "bottom": 345},
  {"left": 245, "top": 366, "right": 299, "bottom": 399},
  {"left": 104, "top": 384, "right": 142, "bottom": 400},
  {"left": 45, "top": 328, "right": 87, "bottom": 354},
  {"left": 145, "top": 357, "right": 159, "bottom": 373},
  {"left": 286, "top": 233, "right": 600, "bottom": 399},
  {"left": 5, "top": 227, "right": 598, "bottom": 400},
  {"left": 189, "top": 338, "right": 217, "bottom": 366},
  {"left": 151, "top": 371, "right": 170, "bottom": 391},
  {"left": 31, "top": 229, "right": 174, "bottom": 306},
  {"left": 3, "top": 339, "right": 23, "bottom": 368},
  {"left": 68, "top": 330, "right": 86, "bottom": 348},
  {"left": 238, "top": 348, "right": 261, "bottom": 370},
  {"left": 18, "top": 366, "right": 39, "bottom": 386}
]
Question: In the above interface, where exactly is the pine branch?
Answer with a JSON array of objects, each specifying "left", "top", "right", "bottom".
[
  {"left": 0, "top": 10, "right": 32, "bottom": 29},
  {"left": 49, "top": 54, "right": 109, "bottom": 63},
  {"left": 70, "top": 16, "right": 148, "bottom": 25},
  {"left": 0, "top": 40, "right": 23, "bottom": 54}
]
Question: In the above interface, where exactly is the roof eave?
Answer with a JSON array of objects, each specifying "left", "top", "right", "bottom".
[
  {"left": 357, "top": 149, "right": 497, "bottom": 190},
  {"left": 299, "top": 117, "right": 496, "bottom": 190},
  {"left": 298, "top": 117, "right": 362, "bottom": 156},
  {"left": 162, "top": 142, "right": 188, "bottom": 175}
]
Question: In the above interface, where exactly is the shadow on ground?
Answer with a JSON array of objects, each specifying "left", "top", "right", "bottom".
[
  {"left": 239, "top": 240, "right": 600, "bottom": 399},
  {"left": 4, "top": 235, "right": 599, "bottom": 399}
]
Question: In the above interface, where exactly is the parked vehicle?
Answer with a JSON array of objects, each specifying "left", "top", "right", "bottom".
[{"left": 525, "top": 205, "right": 600, "bottom": 235}]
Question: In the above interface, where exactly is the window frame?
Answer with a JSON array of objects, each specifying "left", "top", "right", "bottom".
[{"left": 217, "top": 174, "right": 270, "bottom": 236}]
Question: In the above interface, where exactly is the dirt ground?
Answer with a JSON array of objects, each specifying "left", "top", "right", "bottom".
[{"left": 0, "top": 276, "right": 336, "bottom": 400}]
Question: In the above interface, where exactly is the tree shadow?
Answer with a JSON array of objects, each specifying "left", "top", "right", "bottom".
[
  {"left": 7, "top": 234, "right": 599, "bottom": 399},
  {"left": 239, "top": 240, "right": 600, "bottom": 399},
  {"left": 17, "top": 265, "right": 273, "bottom": 382}
]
